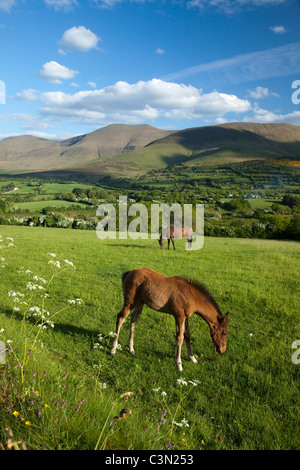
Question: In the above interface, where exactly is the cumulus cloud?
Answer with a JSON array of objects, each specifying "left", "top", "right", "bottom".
[
  {"left": 58, "top": 26, "right": 101, "bottom": 53},
  {"left": 39, "top": 61, "right": 79, "bottom": 84},
  {"left": 39, "top": 78, "right": 251, "bottom": 125},
  {"left": 245, "top": 106, "right": 300, "bottom": 125},
  {"left": 0, "top": 0, "right": 19, "bottom": 12},
  {"left": 270, "top": 25, "right": 286, "bottom": 34},
  {"left": 248, "top": 86, "right": 279, "bottom": 99},
  {"left": 155, "top": 48, "right": 165, "bottom": 55},
  {"left": 15, "top": 89, "right": 39, "bottom": 101}
]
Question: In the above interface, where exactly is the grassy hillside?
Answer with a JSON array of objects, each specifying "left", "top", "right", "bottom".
[
  {"left": 43, "top": 122, "right": 300, "bottom": 179},
  {"left": 1, "top": 123, "right": 300, "bottom": 178},
  {"left": 0, "top": 124, "right": 174, "bottom": 172},
  {"left": 0, "top": 226, "right": 299, "bottom": 450}
]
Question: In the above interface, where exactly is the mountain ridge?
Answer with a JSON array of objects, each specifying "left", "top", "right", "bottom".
[{"left": 0, "top": 122, "right": 300, "bottom": 177}]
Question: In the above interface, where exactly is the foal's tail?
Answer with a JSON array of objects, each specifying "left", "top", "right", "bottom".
[{"left": 121, "top": 270, "right": 131, "bottom": 286}]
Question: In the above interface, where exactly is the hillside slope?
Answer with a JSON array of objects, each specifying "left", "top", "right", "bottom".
[
  {"left": 67, "top": 122, "right": 300, "bottom": 178},
  {"left": 1, "top": 122, "right": 299, "bottom": 177},
  {"left": 0, "top": 124, "right": 174, "bottom": 171}
]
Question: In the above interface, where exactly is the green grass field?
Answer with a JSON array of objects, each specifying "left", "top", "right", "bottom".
[
  {"left": 0, "top": 226, "right": 299, "bottom": 450},
  {"left": 12, "top": 199, "right": 86, "bottom": 211}
]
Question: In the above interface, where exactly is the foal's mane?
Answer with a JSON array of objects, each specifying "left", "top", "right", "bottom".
[{"left": 179, "top": 277, "right": 223, "bottom": 318}]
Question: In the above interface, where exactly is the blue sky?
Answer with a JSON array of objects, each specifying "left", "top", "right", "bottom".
[{"left": 0, "top": 0, "right": 300, "bottom": 140}]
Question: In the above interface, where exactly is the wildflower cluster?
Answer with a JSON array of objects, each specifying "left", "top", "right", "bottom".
[
  {"left": 176, "top": 378, "right": 200, "bottom": 387},
  {"left": 172, "top": 418, "right": 190, "bottom": 428},
  {"left": 93, "top": 331, "right": 120, "bottom": 351},
  {"left": 0, "top": 236, "right": 16, "bottom": 267}
]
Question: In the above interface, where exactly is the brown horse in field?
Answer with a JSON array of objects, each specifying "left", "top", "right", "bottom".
[
  {"left": 158, "top": 225, "right": 193, "bottom": 250},
  {"left": 110, "top": 268, "right": 228, "bottom": 371}
]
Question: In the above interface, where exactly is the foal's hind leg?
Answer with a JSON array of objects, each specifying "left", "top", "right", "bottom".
[
  {"left": 171, "top": 238, "right": 176, "bottom": 250},
  {"left": 110, "top": 304, "right": 132, "bottom": 356},
  {"left": 175, "top": 318, "right": 185, "bottom": 372},
  {"left": 184, "top": 318, "right": 198, "bottom": 364},
  {"left": 128, "top": 301, "right": 144, "bottom": 355}
]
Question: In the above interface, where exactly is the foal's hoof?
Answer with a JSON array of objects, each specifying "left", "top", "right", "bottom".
[
  {"left": 130, "top": 350, "right": 135, "bottom": 356},
  {"left": 177, "top": 363, "right": 183, "bottom": 372},
  {"left": 190, "top": 355, "right": 198, "bottom": 364},
  {"left": 110, "top": 350, "right": 116, "bottom": 356}
]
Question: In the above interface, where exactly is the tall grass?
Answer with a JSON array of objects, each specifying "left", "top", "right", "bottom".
[{"left": 0, "top": 226, "right": 299, "bottom": 450}]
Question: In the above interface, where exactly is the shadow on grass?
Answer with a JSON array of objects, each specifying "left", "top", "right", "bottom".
[{"left": 2, "top": 307, "right": 99, "bottom": 340}]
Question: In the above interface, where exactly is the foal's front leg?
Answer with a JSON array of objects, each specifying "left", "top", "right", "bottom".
[
  {"left": 110, "top": 304, "right": 131, "bottom": 356},
  {"left": 184, "top": 318, "right": 198, "bottom": 364}
]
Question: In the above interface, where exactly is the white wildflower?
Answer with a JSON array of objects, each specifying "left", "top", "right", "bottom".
[
  {"left": 64, "top": 259, "right": 75, "bottom": 267},
  {"left": 32, "top": 275, "right": 47, "bottom": 284},
  {"left": 108, "top": 331, "right": 117, "bottom": 337},
  {"left": 48, "top": 260, "right": 61, "bottom": 268},
  {"left": 48, "top": 253, "right": 56, "bottom": 257},
  {"left": 26, "top": 282, "right": 45, "bottom": 291},
  {"left": 188, "top": 380, "right": 200, "bottom": 386},
  {"left": 181, "top": 418, "right": 189, "bottom": 427},
  {"left": 68, "top": 298, "right": 83, "bottom": 306},
  {"left": 152, "top": 388, "right": 160, "bottom": 392},
  {"left": 177, "top": 378, "right": 188, "bottom": 386},
  {"left": 172, "top": 420, "right": 183, "bottom": 427},
  {"left": 99, "top": 382, "right": 107, "bottom": 390},
  {"left": 161, "top": 391, "right": 167, "bottom": 397},
  {"left": 8, "top": 291, "right": 24, "bottom": 298}
]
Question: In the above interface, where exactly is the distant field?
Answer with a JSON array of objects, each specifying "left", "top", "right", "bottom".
[
  {"left": 12, "top": 199, "right": 86, "bottom": 211},
  {"left": 0, "top": 181, "right": 96, "bottom": 196},
  {"left": 0, "top": 226, "right": 299, "bottom": 450}
]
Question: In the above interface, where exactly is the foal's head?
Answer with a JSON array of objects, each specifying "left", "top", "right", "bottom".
[
  {"left": 157, "top": 238, "right": 164, "bottom": 249},
  {"left": 211, "top": 313, "right": 228, "bottom": 355}
]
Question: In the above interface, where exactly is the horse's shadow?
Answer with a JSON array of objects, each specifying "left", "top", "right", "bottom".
[{"left": 1, "top": 308, "right": 99, "bottom": 340}]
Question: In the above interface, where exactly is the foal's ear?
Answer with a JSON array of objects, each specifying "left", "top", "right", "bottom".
[{"left": 219, "top": 312, "right": 229, "bottom": 324}]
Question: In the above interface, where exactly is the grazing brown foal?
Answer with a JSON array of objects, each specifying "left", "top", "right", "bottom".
[
  {"left": 158, "top": 225, "right": 193, "bottom": 250},
  {"left": 110, "top": 268, "right": 228, "bottom": 371}
]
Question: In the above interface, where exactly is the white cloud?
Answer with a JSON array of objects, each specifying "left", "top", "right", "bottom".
[
  {"left": 87, "top": 81, "right": 97, "bottom": 88},
  {"left": 155, "top": 48, "right": 165, "bottom": 55},
  {"left": 270, "top": 25, "right": 286, "bottom": 34},
  {"left": 43, "top": 0, "right": 78, "bottom": 11},
  {"left": 248, "top": 86, "right": 279, "bottom": 99},
  {"left": 188, "top": 0, "right": 289, "bottom": 14},
  {"left": 164, "top": 42, "right": 300, "bottom": 84},
  {"left": 39, "top": 78, "right": 251, "bottom": 125},
  {"left": 92, "top": 0, "right": 145, "bottom": 8},
  {"left": 39, "top": 61, "right": 79, "bottom": 84},
  {"left": 0, "top": 0, "right": 18, "bottom": 12},
  {"left": 15, "top": 89, "right": 39, "bottom": 101},
  {"left": 245, "top": 106, "right": 300, "bottom": 125},
  {"left": 58, "top": 26, "right": 101, "bottom": 53}
]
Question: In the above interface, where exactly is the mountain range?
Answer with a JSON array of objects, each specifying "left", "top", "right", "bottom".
[{"left": 0, "top": 122, "right": 300, "bottom": 178}]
